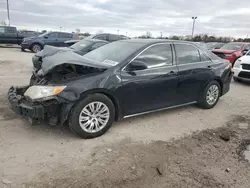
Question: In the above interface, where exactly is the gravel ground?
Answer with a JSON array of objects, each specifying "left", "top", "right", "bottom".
[{"left": 0, "top": 47, "right": 250, "bottom": 188}]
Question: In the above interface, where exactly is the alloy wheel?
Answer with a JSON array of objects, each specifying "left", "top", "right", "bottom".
[
  {"left": 79, "top": 102, "right": 110, "bottom": 133},
  {"left": 206, "top": 85, "right": 219, "bottom": 105}
]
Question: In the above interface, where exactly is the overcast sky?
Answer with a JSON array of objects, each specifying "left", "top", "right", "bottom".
[{"left": 0, "top": 0, "right": 249, "bottom": 38}]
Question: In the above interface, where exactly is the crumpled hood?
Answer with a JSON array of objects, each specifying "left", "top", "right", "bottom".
[
  {"left": 35, "top": 45, "right": 72, "bottom": 58},
  {"left": 40, "top": 50, "right": 109, "bottom": 75}
]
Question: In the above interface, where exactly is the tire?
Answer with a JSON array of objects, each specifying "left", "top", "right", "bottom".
[
  {"left": 31, "top": 43, "right": 42, "bottom": 53},
  {"left": 198, "top": 80, "right": 221, "bottom": 109},
  {"left": 21, "top": 48, "right": 25, "bottom": 52},
  {"left": 69, "top": 93, "right": 115, "bottom": 139},
  {"left": 233, "top": 77, "right": 240, "bottom": 82}
]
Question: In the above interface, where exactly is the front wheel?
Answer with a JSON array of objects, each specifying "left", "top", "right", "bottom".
[
  {"left": 198, "top": 81, "right": 221, "bottom": 109},
  {"left": 69, "top": 94, "right": 115, "bottom": 139},
  {"left": 31, "top": 43, "right": 42, "bottom": 53}
]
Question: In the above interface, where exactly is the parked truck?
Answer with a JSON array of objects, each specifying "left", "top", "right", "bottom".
[{"left": 0, "top": 26, "right": 39, "bottom": 46}]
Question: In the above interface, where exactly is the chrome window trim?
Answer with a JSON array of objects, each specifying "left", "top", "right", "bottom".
[{"left": 121, "top": 42, "right": 174, "bottom": 72}]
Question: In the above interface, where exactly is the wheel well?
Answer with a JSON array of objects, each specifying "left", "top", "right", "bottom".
[
  {"left": 79, "top": 91, "right": 120, "bottom": 121},
  {"left": 214, "top": 78, "right": 223, "bottom": 96},
  {"left": 30, "top": 43, "right": 43, "bottom": 50},
  {"left": 99, "top": 92, "right": 120, "bottom": 121}
]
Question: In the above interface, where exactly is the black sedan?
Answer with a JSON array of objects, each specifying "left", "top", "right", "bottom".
[
  {"left": 8, "top": 39, "right": 232, "bottom": 139},
  {"left": 32, "top": 39, "right": 108, "bottom": 70}
]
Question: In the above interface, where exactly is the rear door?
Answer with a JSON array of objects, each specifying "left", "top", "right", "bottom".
[
  {"left": 58, "top": 33, "right": 73, "bottom": 47},
  {"left": 174, "top": 43, "right": 213, "bottom": 103},
  {"left": 120, "top": 43, "right": 179, "bottom": 116}
]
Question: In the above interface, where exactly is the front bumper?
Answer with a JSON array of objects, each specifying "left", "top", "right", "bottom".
[
  {"left": 8, "top": 86, "right": 61, "bottom": 125},
  {"left": 233, "top": 67, "right": 250, "bottom": 81},
  {"left": 20, "top": 43, "right": 30, "bottom": 50}
]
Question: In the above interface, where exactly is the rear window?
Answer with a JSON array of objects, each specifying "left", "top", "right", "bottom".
[{"left": 83, "top": 41, "right": 145, "bottom": 65}]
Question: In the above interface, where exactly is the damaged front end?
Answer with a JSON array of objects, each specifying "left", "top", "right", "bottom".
[
  {"left": 8, "top": 86, "right": 63, "bottom": 125},
  {"left": 9, "top": 50, "right": 108, "bottom": 126}
]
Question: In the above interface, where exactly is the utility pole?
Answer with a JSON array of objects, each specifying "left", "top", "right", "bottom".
[
  {"left": 191, "top": 16, "right": 197, "bottom": 40},
  {"left": 6, "top": 0, "right": 10, "bottom": 26},
  {"left": 160, "top": 32, "right": 163, "bottom": 38}
]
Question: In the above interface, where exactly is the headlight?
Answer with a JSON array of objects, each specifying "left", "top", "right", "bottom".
[
  {"left": 233, "top": 59, "right": 241, "bottom": 68},
  {"left": 24, "top": 86, "right": 66, "bottom": 101}
]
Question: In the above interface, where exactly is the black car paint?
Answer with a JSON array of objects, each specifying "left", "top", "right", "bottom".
[
  {"left": 32, "top": 39, "right": 109, "bottom": 70},
  {"left": 8, "top": 40, "right": 232, "bottom": 126}
]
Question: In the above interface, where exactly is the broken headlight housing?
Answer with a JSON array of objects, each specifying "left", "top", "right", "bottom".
[{"left": 24, "top": 86, "right": 66, "bottom": 101}]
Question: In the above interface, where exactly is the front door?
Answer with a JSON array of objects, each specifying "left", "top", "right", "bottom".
[
  {"left": 173, "top": 43, "right": 214, "bottom": 103},
  {"left": 119, "top": 43, "right": 179, "bottom": 116}
]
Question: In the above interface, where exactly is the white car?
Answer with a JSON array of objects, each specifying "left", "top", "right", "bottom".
[{"left": 233, "top": 50, "right": 250, "bottom": 82}]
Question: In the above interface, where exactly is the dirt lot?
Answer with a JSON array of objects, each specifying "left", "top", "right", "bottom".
[{"left": 0, "top": 47, "right": 250, "bottom": 188}]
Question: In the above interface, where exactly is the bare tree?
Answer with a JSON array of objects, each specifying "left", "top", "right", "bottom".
[
  {"left": 96, "top": 30, "right": 103, "bottom": 34},
  {"left": 146, "top": 31, "right": 152, "bottom": 38},
  {"left": 75, "top": 28, "right": 81, "bottom": 33}
]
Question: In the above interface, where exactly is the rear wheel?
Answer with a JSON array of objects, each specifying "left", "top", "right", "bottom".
[
  {"left": 198, "top": 81, "right": 221, "bottom": 109},
  {"left": 31, "top": 43, "right": 42, "bottom": 53},
  {"left": 69, "top": 94, "right": 115, "bottom": 139}
]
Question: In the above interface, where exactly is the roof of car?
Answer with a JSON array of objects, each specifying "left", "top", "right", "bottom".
[{"left": 122, "top": 39, "right": 194, "bottom": 45}]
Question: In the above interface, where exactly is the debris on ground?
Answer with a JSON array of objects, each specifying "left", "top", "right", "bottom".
[
  {"left": 2, "top": 178, "right": 12, "bottom": 185},
  {"left": 23, "top": 115, "right": 250, "bottom": 188}
]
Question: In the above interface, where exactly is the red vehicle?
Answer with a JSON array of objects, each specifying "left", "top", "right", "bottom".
[{"left": 212, "top": 42, "right": 250, "bottom": 66}]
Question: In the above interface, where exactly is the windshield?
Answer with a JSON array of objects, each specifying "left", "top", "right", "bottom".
[
  {"left": 70, "top": 39, "right": 93, "bottom": 51},
  {"left": 220, "top": 43, "right": 244, "bottom": 50},
  {"left": 82, "top": 41, "right": 145, "bottom": 65}
]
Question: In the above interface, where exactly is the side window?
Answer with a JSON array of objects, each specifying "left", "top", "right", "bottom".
[
  {"left": 175, "top": 44, "right": 201, "bottom": 65},
  {"left": 58, "top": 33, "right": 72, "bottom": 38},
  {"left": 109, "top": 34, "right": 121, "bottom": 41},
  {"left": 48, "top": 32, "right": 58, "bottom": 38},
  {"left": 5, "top": 27, "right": 16, "bottom": 33},
  {"left": 94, "top": 34, "right": 107, "bottom": 41},
  {"left": 0, "top": 27, "right": 4, "bottom": 33},
  {"left": 199, "top": 51, "right": 211, "bottom": 61},
  {"left": 91, "top": 42, "right": 106, "bottom": 50},
  {"left": 130, "top": 44, "right": 173, "bottom": 70}
]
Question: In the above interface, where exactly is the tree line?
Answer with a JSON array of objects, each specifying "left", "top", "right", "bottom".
[{"left": 137, "top": 32, "right": 250, "bottom": 43}]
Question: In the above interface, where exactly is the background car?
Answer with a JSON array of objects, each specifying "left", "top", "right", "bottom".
[
  {"left": 232, "top": 50, "right": 250, "bottom": 82},
  {"left": 205, "top": 42, "right": 224, "bottom": 51},
  {"left": 212, "top": 42, "right": 250, "bottom": 66},
  {"left": 32, "top": 38, "right": 108, "bottom": 70},
  {"left": 21, "top": 31, "right": 79, "bottom": 53},
  {"left": 0, "top": 26, "right": 39, "bottom": 45},
  {"left": 85, "top": 33, "right": 130, "bottom": 42},
  {"left": 9, "top": 39, "right": 232, "bottom": 139}
]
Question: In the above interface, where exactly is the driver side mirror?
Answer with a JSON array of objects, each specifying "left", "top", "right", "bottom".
[
  {"left": 128, "top": 60, "right": 147, "bottom": 71},
  {"left": 44, "top": 35, "right": 48, "bottom": 39}
]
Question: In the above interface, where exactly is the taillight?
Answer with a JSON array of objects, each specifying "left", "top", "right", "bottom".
[
  {"left": 76, "top": 38, "right": 80, "bottom": 40},
  {"left": 229, "top": 63, "right": 232, "bottom": 68}
]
